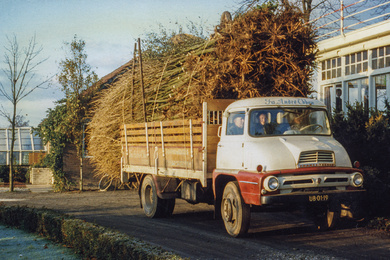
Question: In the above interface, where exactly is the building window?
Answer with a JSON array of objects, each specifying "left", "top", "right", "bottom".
[
  {"left": 345, "top": 51, "right": 368, "bottom": 76},
  {"left": 0, "top": 152, "right": 6, "bottom": 165},
  {"left": 372, "top": 46, "right": 390, "bottom": 70},
  {"left": 347, "top": 78, "right": 369, "bottom": 110},
  {"left": 22, "top": 152, "right": 30, "bottom": 165},
  {"left": 374, "top": 74, "right": 388, "bottom": 110},
  {"left": 324, "top": 86, "right": 332, "bottom": 112},
  {"left": 322, "top": 57, "right": 341, "bottom": 80}
]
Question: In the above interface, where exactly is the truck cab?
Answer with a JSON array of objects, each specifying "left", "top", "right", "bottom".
[{"left": 214, "top": 97, "right": 365, "bottom": 237}]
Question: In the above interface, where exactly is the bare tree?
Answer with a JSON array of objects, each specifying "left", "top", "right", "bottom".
[
  {"left": 0, "top": 34, "right": 48, "bottom": 191},
  {"left": 238, "top": 0, "right": 332, "bottom": 22},
  {"left": 239, "top": 0, "right": 390, "bottom": 25}
]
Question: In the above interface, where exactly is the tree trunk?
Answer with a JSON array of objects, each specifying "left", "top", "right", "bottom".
[
  {"left": 80, "top": 156, "right": 83, "bottom": 191},
  {"left": 9, "top": 103, "right": 17, "bottom": 192}
]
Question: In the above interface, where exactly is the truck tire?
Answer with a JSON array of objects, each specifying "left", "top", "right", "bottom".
[
  {"left": 141, "top": 175, "right": 175, "bottom": 218},
  {"left": 221, "top": 181, "right": 250, "bottom": 237},
  {"left": 309, "top": 205, "right": 339, "bottom": 230}
]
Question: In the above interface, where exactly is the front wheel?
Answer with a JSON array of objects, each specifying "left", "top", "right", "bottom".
[
  {"left": 221, "top": 181, "right": 251, "bottom": 237},
  {"left": 140, "top": 175, "right": 175, "bottom": 218},
  {"left": 309, "top": 205, "right": 339, "bottom": 230}
]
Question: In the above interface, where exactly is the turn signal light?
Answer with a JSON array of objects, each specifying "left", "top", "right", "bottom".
[
  {"left": 256, "top": 164, "right": 263, "bottom": 172},
  {"left": 353, "top": 161, "right": 361, "bottom": 168}
]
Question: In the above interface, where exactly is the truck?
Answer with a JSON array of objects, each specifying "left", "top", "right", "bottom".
[{"left": 120, "top": 97, "right": 365, "bottom": 237}]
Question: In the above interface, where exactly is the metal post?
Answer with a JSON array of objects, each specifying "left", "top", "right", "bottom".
[
  {"left": 160, "top": 121, "right": 166, "bottom": 169},
  {"left": 341, "top": 0, "right": 344, "bottom": 36}
]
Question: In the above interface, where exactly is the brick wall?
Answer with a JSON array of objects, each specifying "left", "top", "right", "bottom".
[{"left": 63, "top": 144, "right": 99, "bottom": 189}]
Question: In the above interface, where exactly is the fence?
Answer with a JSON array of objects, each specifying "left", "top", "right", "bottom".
[{"left": 309, "top": 0, "right": 390, "bottom": 40}]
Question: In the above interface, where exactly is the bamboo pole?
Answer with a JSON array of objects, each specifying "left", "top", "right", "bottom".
[
  {"left": 138, "top": 38, "right": 146, "bottom": 122},
  {"left": 131, "top": 43, "right": 136, "bottom": 120}
]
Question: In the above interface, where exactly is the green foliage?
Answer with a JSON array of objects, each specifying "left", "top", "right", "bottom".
[
  {"left": 0, "top": 205, "right": 182, "bottom": 260},
  {"left": 57, "top": 35, "right": 98, "bottom": 155},
  {"left": 37, "top": 35, "right": 98, "bottom": 191},
  {"left": 332, "top": 102, "right": 390, "bottom": 216},
  {"left": 36, "top": 102, "right": 72, "bottom": 191},
  {"left": 142, "top": 22, "right": 207, "bottom": 60},
  {"left": 332, "top": 102, "right": 390, "bottom": 178}
]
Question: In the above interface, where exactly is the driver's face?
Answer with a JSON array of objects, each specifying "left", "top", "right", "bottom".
[
  {"left": 234, "top": 117, "right": 244, "bottom": 128},
  {"left": 259, "top": 114, "right": 266, "bottom": 125}
]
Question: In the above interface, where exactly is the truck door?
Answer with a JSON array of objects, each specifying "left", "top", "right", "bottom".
[{"left": 216, "top": 111, "right": 245, "bottom": 171}]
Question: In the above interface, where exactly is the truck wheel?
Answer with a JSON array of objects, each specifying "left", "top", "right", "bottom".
[
  {"left": 221, "top": 181, "right": 250, "bottom": 237},
  {"left": 312, "top": 207, "right": 339, "bottom": 230},
  {"left": 141, "top": 175, "right": 163, "bottom": 218},
  {"left": 141, "top": 175, "right": 175, "bottom": 218}
]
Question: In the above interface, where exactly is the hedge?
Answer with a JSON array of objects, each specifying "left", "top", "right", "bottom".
[{"left": 0, "top": 205, "right": 183, "bottom": 260}]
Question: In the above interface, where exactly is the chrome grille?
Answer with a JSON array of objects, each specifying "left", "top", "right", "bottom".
[{"left": 298, "top": 151, "right": 335, "bottom": 167}]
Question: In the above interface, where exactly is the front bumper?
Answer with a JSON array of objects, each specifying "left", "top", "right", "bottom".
[{"left": 261, "top": 189, "right": 365, "bottom": 205}]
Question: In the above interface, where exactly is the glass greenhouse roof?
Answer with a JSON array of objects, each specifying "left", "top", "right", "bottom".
[{"left": 0, "top": 127, "right": 46, "bottom": 165}]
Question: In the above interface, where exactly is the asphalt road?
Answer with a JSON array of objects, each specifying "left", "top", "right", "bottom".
[{"left": 1, "top": 190, "right": 390, "bottom": 259}]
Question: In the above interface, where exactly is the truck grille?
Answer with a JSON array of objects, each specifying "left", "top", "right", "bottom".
[{"left": 298, "top": 151, "right": 335, "bottom": 168}]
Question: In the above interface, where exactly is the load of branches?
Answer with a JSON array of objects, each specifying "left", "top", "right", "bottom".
[{"left": 87, "top": 4, "right": 317, "bottom": 178}]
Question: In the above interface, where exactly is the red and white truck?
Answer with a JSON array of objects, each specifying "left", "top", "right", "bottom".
[{"left": 120, "top": 97, "right": 365, "bottom": 237}]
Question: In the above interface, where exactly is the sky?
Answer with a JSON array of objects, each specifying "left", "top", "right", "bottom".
[{"left": 0, "top": 0, "right": 240, "bottom": 127}]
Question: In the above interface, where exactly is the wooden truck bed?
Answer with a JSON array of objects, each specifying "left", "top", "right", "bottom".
[{"left": 120, "top": 100, "right": 233, "bottom": 187}]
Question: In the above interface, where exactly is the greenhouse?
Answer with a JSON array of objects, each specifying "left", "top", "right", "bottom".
[{"left": 0, "top": 127, "right": 46, "bottom": 166}]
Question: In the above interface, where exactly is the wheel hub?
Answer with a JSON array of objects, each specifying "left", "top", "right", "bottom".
[{"left": 223, "top": 198, "right": 234, "bottom": 222}]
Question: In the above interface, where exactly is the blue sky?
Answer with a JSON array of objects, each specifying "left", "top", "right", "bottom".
[{"left": 0, "top": 0, "right": 239, "bottom": 127}]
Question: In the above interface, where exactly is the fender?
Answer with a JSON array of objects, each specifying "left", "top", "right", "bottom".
[{"left": 213, "top": 169, "right": 262, "bottom": 206}]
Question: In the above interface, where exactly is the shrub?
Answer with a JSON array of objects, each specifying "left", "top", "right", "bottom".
[
  {"left": 0, "top": 165, "right": 8, "bottom": 182},
  {"left": 332, "top": 102, "right": 390, "bottom": 217},
  {"left": 0, "top": 205, "right": 181, "bottom": 260},
  {"left": 0, "top": 165, "right": 28, "bottom": 183}
]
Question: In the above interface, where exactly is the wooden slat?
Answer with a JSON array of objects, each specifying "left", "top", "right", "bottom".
[
  {"left": 121, "top": 126, "right": 202, "bottom": 136},
  {"left": 122, "top": 118, "right": 203, "bottom": 130},
  {"left": 121, "top": 135, "right": 203, "bottom": 144}
]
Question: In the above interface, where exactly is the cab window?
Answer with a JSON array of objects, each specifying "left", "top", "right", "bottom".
[{"left": 226, "top": 112, "right": 245, "bottom": 135}]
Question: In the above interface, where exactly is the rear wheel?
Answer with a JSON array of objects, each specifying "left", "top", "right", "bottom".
[
  {"left": 221, "top": 181, "right": 251, "bottom": 237},
  {"left": 141, "top": 175, "right": 175, "bottom": 218}
]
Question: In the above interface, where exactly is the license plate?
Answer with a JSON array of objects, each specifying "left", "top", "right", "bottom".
[{"left": 309, "top": 195, "right": 329, "bottom": 202}]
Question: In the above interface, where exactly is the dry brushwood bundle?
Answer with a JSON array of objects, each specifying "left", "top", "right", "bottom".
[
  {"left": 87, "top": 41, "right": 214, "bottom": 178},
  {"left": 87, "top": 5, "right": 317, "bottom": 179},
  {"left": 182, "top": 5, "right": 317, "bottom": 100}
]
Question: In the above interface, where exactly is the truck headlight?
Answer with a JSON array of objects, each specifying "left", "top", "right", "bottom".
[
  {"left": 351, "top": 172, "right": 363, "bottom": 187},
  {"left": 264, "top": 176, "right": 279, "bottom": 192}
]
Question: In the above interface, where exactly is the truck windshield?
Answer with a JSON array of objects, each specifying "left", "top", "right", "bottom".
[{"left": 249, "top": 108, "right": 331, "bottom": 136}]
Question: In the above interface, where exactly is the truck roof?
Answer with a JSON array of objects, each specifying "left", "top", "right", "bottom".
[{"left": 225, "top": 97, "right": 326, "bottom": 110}]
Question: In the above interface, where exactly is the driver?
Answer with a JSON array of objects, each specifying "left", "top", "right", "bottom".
[{"left": 254, "top": 113, "right": 268, "bottom": 135}]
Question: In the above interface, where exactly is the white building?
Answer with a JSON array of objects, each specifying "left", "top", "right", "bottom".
[{"left": 317, "top": 19, "right": 390, "bottom": 114}]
